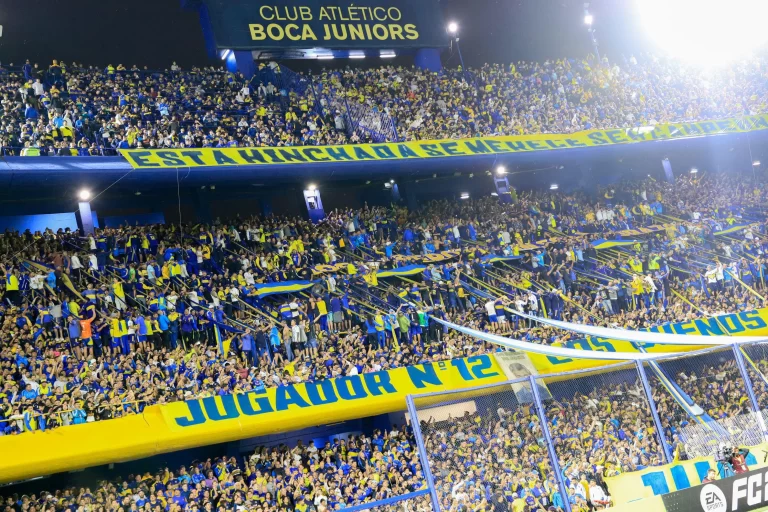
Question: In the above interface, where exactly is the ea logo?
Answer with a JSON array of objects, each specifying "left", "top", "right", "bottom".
[{"left": 700, "top": 484, "right": 727, "bottom": 512}]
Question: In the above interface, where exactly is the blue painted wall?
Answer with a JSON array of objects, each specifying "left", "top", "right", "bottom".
[{"left": 0, "top": 213, "right": 78, "bottom": 233}]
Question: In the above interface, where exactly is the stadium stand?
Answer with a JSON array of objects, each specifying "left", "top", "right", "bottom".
[
  {"left": 1, "top": 171, "right": 766, "bottom": 432},
  {"left": 2, "top": 53, "right": 768, "bottom": 154},
  {"left": 1, "top": 165, "right": 768, "bottom": 511},
  {"left": 0, "top": 427, "right": 431, "bottom": 511}
]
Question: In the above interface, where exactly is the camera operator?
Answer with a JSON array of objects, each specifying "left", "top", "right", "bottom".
[{"left": 728, "top": 445, "right": 750, "bottom": 474}]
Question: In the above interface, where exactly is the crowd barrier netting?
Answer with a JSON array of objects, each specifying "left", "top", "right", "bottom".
[
  {"left": 340, "top": 490, "right": 433, "bottom": 512},
  {"left": 406, "top": 341, "right": 768, "bottom": 511}
]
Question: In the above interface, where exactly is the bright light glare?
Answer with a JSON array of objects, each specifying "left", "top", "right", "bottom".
[
  {"left": 496, "top": 166, "right": 506, "bottom": 175},
  {"left": 549, "top": 184, "right": 558, "bottom": 190},
  {"left": 460, "top": 192, "right": 470, "bottom": 199},
  {"left": 753, "top": 160, "right": 761, "bottom": 166},
  {"left": 307, "top": 184, "right": 317, "bottom": 191},
  {"left": 583, "top": 14, "right": 593, "bottom": 25},
  {"left": 447, "top": 22, "right": 458, "bottom": 34},
  {"left": 690, "top": 168, "right": 698, "bottom": 174},
  {"left": 636, "top": 0, "right": 768, "bottom": 67},
  {"left": 78, "top": 189, "right": 91, "bottom": 201}
]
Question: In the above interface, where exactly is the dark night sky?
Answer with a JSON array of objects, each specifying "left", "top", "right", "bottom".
[{"left": 0, "top": 0, "right": 655, "bottom": 70}]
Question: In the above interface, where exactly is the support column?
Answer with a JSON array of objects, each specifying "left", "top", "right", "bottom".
[
  {"left": 233, "top": 50, "right": 255, "bottom": 78},
  {"left": 406, "top": 395, "right": 441, "bottom": 511},
  {"left": 224, "top": 50, "right": 255, "bottom": 78},
  {"left": 391, "top": 183, "right": 402, "bottom": 202},
  {"left": 661, "top": 158, "right": 674, "bottom": 183},
  {"left": 261, "top": 196, "right": 272, "bottom": 217},
  {"left": 493, "top": 175, "right": 513, "bottom": 203},
  {"left": 529, "top": 375, "right": 572, "bottom": 512},
  {"left": 193, "top": 188, "right": 212, "bottom": 224},
  {"left": 303, "top": 187, "right": 325, "bottom": 223},
  {"left": 77, "top": 201, "right": 95, "bottom": 235},
  {"left": 401, "top": 182, "right": 419, "bottom": 211},
  {"left": 415, "top": 48, "right": 442, "bottom": 72},
  {"left": 636, "top": 361, "right": 673, "bottom": 463}
]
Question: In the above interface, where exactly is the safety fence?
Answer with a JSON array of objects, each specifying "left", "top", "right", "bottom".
[
  {"left": 251, "top": 64, "right": 399, "bottom": 142},
  {"left": 399, "top": 340, "right": 768, "bottom": 511}
]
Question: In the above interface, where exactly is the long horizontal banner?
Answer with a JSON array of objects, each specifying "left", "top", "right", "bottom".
[
  {"left": 508, "top": 307, "right": 767, "bottom": 346},
  {"left": 431, "top": 316, "right": 680, "bottom": 361},
  {"left": 120, "top": 114, "right": 768, "bottom": 169},
  {"left": 607, "top": 442, "right": 767, "bottom": 507},
  {"left": 527, "top": 308, "right": 768, "bottom": 374},
  {"left": 251, "top": 279, "right": 316, "bottom": 297},
  {"left": 0, "top": 354, "right": 505, "bottom": 484}
]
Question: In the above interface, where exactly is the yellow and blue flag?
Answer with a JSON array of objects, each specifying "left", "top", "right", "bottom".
[{"left": 215, "top": 324, "right": 233, "bottom": 358}]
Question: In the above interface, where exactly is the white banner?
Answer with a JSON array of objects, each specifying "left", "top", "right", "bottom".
[
  {"left": 430, "top": 316, "right": 680, "bottom": 361},
  {"left": 504, "top": 307, "right": 763, "bottom": 346}
]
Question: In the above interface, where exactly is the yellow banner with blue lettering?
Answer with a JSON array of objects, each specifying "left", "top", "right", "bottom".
[
  {"left": 120, "top": 114, "right": 768, "bottom": 169},
  {"left": 606, "top": 443, "right": 768, "bottom": 506},
  {"left": 0, "top": 354, "right": 504, "bottom": 484},
  {"left": 528, "top": 308, "right": 768, "bottom": 374}
]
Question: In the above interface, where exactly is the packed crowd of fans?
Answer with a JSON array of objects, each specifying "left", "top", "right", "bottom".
[
  {"left": 2, "top": 51, "right": 768, "bottom": 154},
  {"left": 2, "top": 172, "right": 767, "bottom": 511},
  {"left": 1, "top": 428, "right": 432, "bottom": 512}
]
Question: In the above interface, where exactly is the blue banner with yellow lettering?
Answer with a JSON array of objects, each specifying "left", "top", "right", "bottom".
[
  {"left": 202, "top": 0, "right": 447, "bottom": 50},
  {"left": 121, "top": 114, "right": 768, "bottom": 169},
  {"left": 0, "top": 355, "right": 504, "bottom": 484},
  {"left": 251, "top": 280, "right": 317, "bottom": 297}
]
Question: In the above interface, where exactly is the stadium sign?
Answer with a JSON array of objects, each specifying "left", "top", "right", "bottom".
[
  {"left": 661, "top": 467, "right": 768, "bottom": 512},
  {"left": 202, "top": 0, "right": 448, "bottom": 50},
  {"left": 120, "top": 113, "right": 768, "bottom": 169}
]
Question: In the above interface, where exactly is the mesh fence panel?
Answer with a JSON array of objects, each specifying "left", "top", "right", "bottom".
[
  {"left": 739, "top": 341, "right": 768, "bottom": 410},
  {"left": 539, "top": 363, "right": 666, "bottom": 491},
  {"left": 412, "top": 381, "right": 564, "bottom": 512},
  {"left": 646, "top": 348, "right": 763, "bottom": 460},
  {"left": 352, "top": 493, "right": 434, "bottom": 512}
]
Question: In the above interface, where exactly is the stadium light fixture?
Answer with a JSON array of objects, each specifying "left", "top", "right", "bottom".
[
  {"left": 460, "top": 192, "right": 470, "bottom": 199},
  {"left": 753, "top": 160, "right": 761, "bottom": 167},
  {"left": 550, "top": 184, "right": 559, "bottom": 190},
  {"left": 349, "top": 52, "right": 365, "bottom": 59},
  {"left": 447, "top": 22, "right": 458, "bottom": 34},
  {"left": 307, "top": 184, "right": 317, "bottom": 192},
  {"left": 380, "top": 51, "right": 396, "bottom": 58},
  {"left": 636, "top": 0, "right": 768, "bottom": 67},
  {"left": 390, "top": 179, "right": 395, "bottom": 184},
  {"left": 317, "top": 54, "right": 334, "bottom": 60},
  {"left": 583, "top": 14, "right": 593, "bottom": 25},
  {"left": 690, "top": 167, "right": 698, "bottom": 174},
  {"left": 496, "top": 165, "right": 507, "bottom": 175},
  {"left": 78, "top": 189, "right": 91, "bottom": 201}
]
